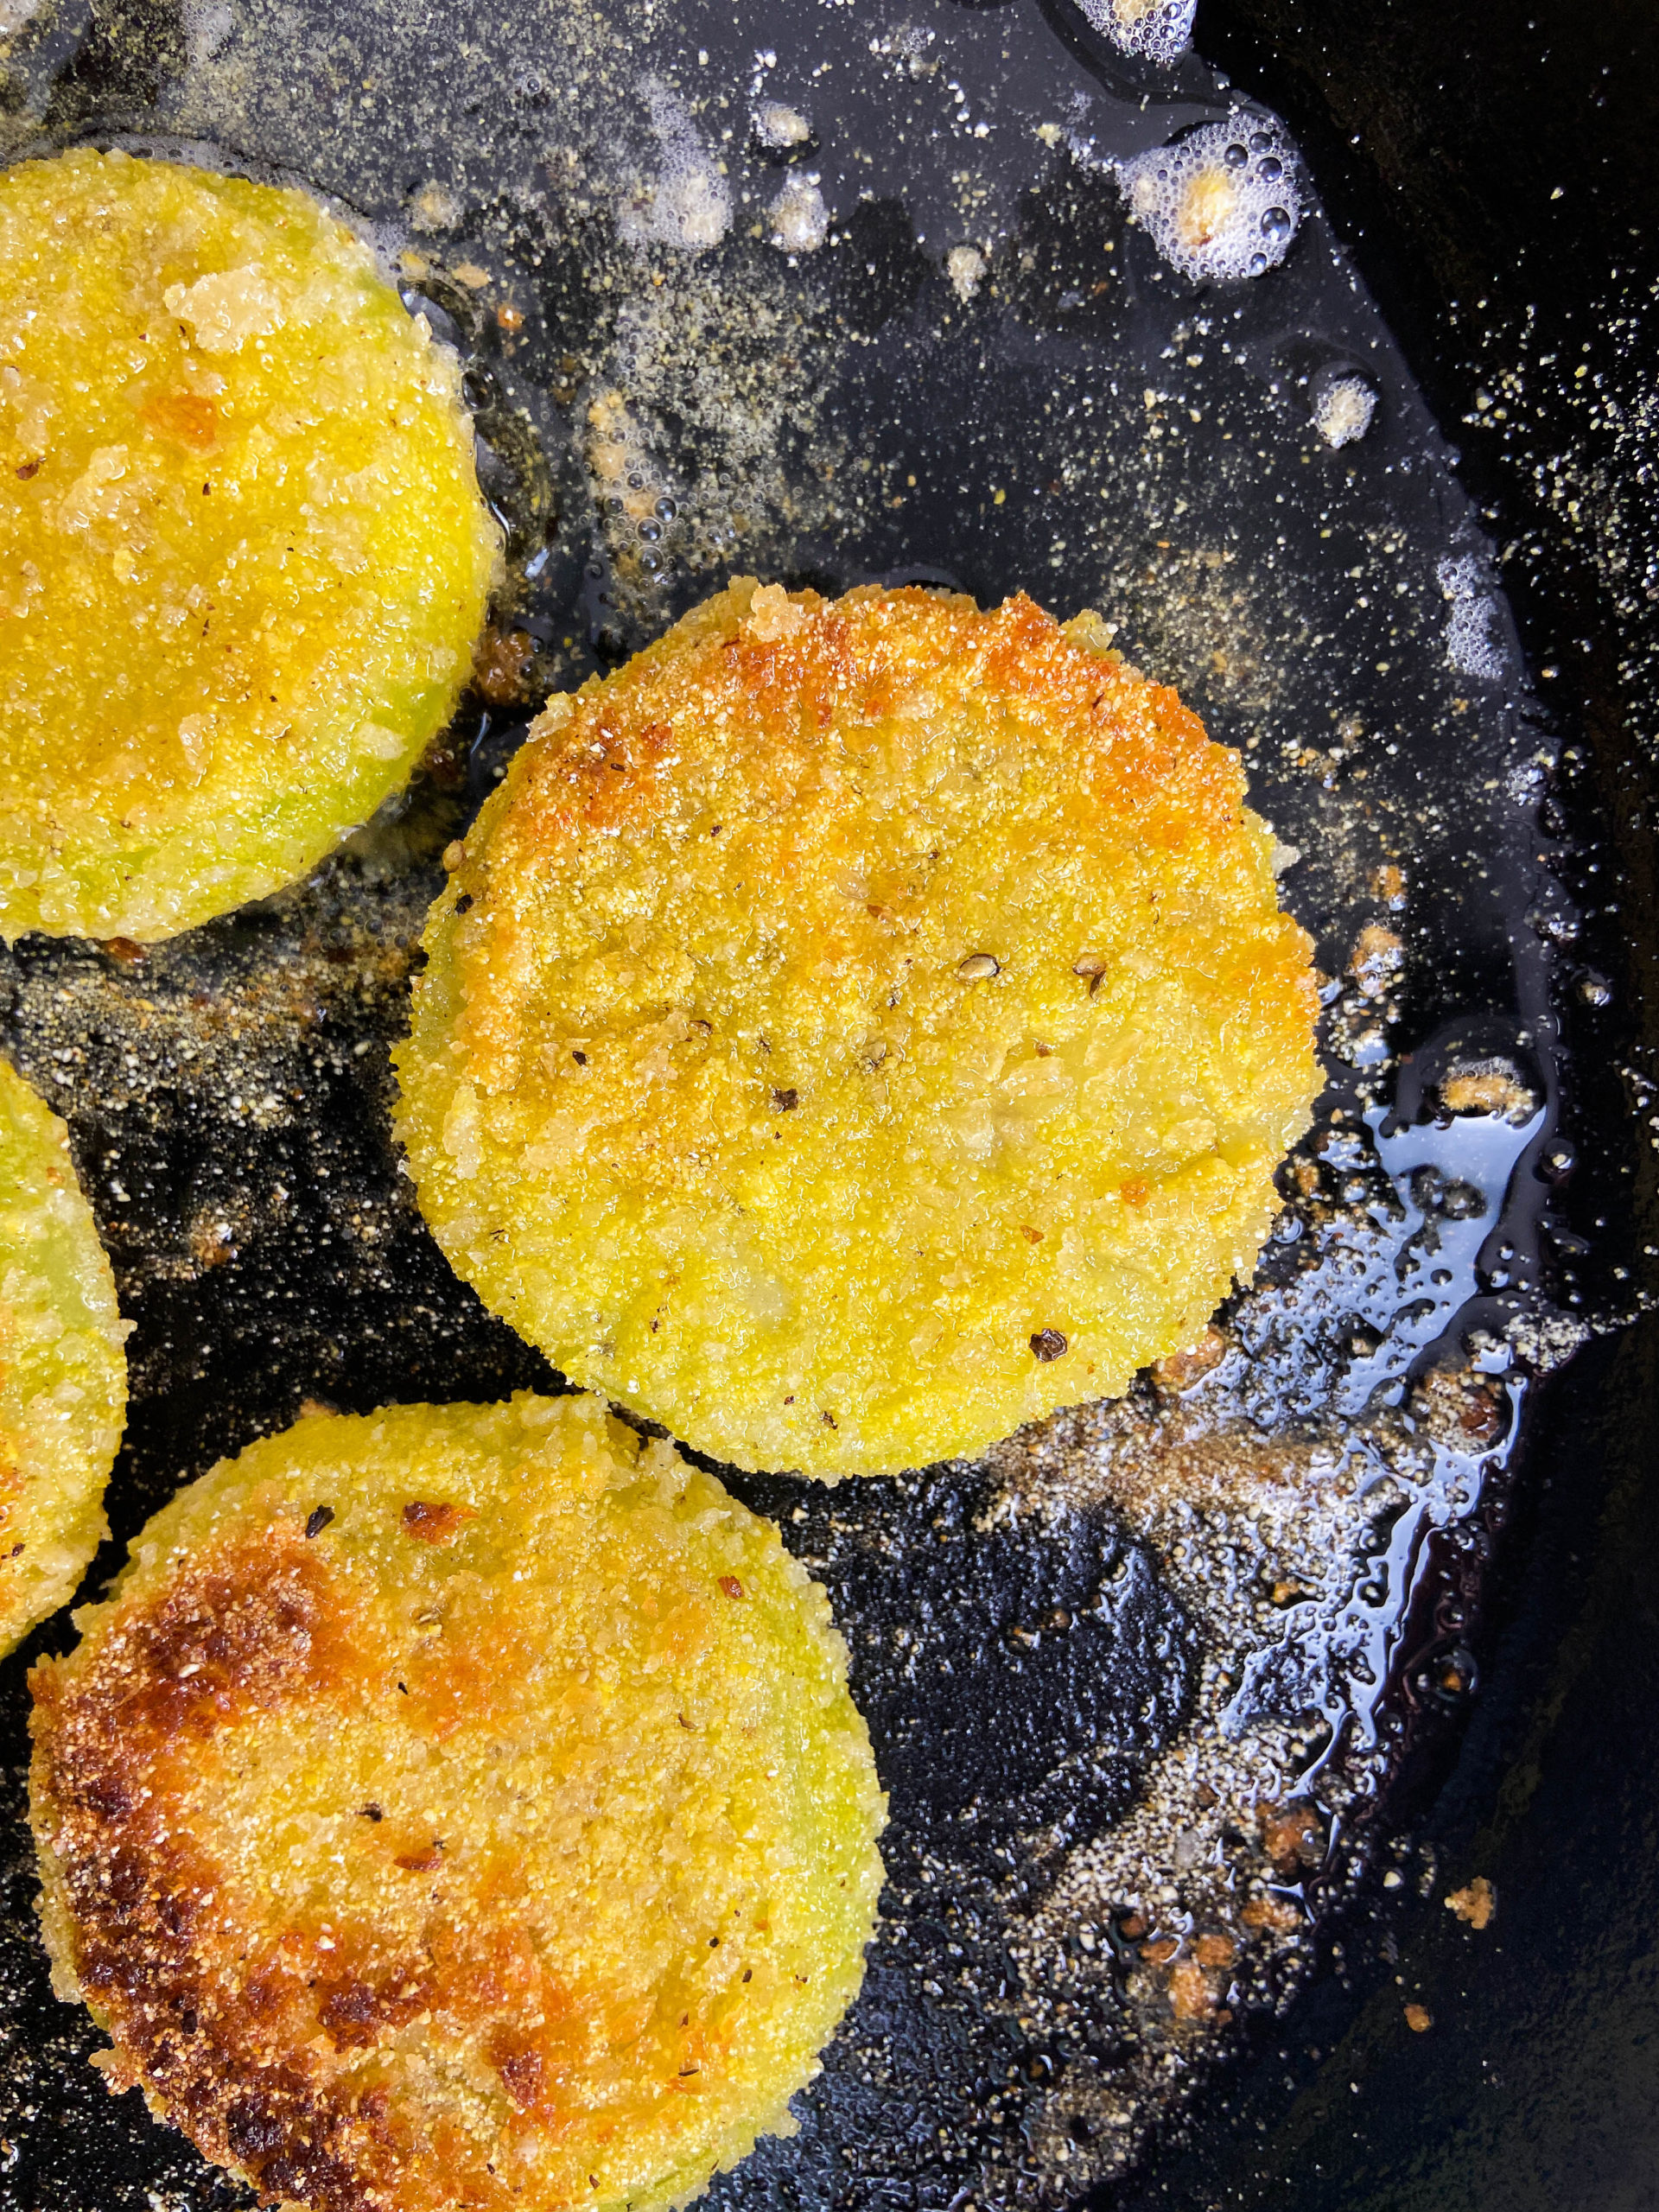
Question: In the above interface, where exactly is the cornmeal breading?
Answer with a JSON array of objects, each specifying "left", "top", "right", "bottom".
[
  {"left": 29, "top": 1393, "right": 885, "bottom": 2212},
  {"left": 0, "top": 1057, "right": 127, "bottom": 1657},
  {"left": 394, "top": 581, "right": 1319, "bottom": 1478},
  {"left": 0, "top": 149, "right": 499, "bottom": 941}
]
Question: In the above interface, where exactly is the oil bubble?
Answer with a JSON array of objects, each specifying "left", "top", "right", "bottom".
[
  {"left": 1076, "top": 0, "right": 1197, "bottom": 66},
  {"left": 1437, "top": 553, "right": 1509, "bottom": 680},
  {"left": 1120, "top": 117, "right": 1303, "bottom": 283},
  {"left": 620, "top": 82, "right": 732, "bottom": 254}
]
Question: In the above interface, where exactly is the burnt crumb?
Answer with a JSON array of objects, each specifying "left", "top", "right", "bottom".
[
  {"left": 392, "top": 1842, "right": 445, "bottom": 1873},
  {"left": 473, "top": 625, "right": 534, "bottom": 705},
  {"left": 400, "top": 1500, "right": 475, "bottom": 1544},
  {"left": 1151, "top": 1328, "right": 1226, "bottom": 1395},
  {"left": 1446, "top": 1876, "right": 1497, "bottom": 1929},
  {"left": 303, "top": 1506, "right": 334, "bottom": 1539},
  {"left": 1260, "top": 1800, "right": 1325, "bottom": 1873},
  {"left": 358, "top": 1804, "right": 383, "bottom": 1821},
  {"left": 771, "top": 1087, "right": 799, "bottom": 1111},
  {"left": 1030, "top": 1329, "right": 1069, "bottom": 1362}
]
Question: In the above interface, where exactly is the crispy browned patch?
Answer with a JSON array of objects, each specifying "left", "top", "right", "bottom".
[{"left": 26, "top": 1534, "right": 452, "bottom": 2212}]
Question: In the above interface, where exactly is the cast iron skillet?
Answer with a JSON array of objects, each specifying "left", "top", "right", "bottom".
[
  {"left": 0, "top": 1, "right": 1656, "bottom": 2208},
  {"left": 1113, "top": 3, "right": 1659, "bottom": 2205}
]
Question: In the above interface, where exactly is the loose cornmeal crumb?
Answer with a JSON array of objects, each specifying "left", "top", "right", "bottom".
[
  {"left": 394, "top": 580, "right": 1319, "bottom": 1478},
  {"left": 0, "top": 149, "right": 499, "bottom": 941},
  {"left": 29, "top": 1393, "right": 885, "bottom": 2212}
]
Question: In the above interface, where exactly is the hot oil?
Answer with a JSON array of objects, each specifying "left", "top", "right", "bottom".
[{"left": 0, "top": 0, "right": 1603, "bottom": 2207}]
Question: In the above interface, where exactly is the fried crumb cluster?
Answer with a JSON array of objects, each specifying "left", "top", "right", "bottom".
[
  {"left": 29, "top": 1393, "right": 885, "bottom": 2212},
  {"left": 395, "top": 579, "right": 1319, "bottom": 1478}
]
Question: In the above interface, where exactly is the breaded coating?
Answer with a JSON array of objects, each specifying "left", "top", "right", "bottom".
[
  {"left": 29, "top": 1394, "right": 886, "bottom": 2212},
  {"left": 0, "top": 1058, "right": 127, "bottom": 1657},
  {"left": 395, "top": 581, "right": 1319, "bottom": 1479},
  {"left": 0, "top": 149, "right": 499, "bottom": 942}
]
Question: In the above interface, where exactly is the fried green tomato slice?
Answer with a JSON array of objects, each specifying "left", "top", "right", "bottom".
[
  {"left": 29, "top": 1393, "right": 886, "bottom": 2212},
  {"left": 395, "top": 581, "right": 1319, "bottom": 1479},
  {"left": 0, "top": 1057, "right": 127, "bottom": 1658},
  {"left": 0, "top": 147, "right": 499, "bottom": 942}
]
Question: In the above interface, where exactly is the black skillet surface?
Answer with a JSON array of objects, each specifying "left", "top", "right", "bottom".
[
  {"left": 0, "top": 0, "right": 1647, "bottom": 2206},
  {"left": 1113, "top": 4, "right": 1659, "bottom": 2206}
]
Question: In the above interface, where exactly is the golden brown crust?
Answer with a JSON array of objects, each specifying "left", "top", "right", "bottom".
[
  {"left": 32, "top": 1535, "right": 391, "bottom": 2207},
  {"left": 29, "top": 1395, "right": 885, "bottom": 2212},
  {"left": 0, "top": 149, "right": 499, "bottom": 941},
  {"left": 395, "top": 581, "right": 1319, "bottom": 1478},
  {"left": 0, "top": 1056, "right": 127, "bottom": 1656}
]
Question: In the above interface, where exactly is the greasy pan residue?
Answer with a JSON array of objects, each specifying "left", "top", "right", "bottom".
[{"left": 0, "top": 0, "right": 1607, "bottom": 2205}]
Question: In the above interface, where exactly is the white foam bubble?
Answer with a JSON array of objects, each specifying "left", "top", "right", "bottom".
[
  {"left": 769, "top": 174, "right": 829, "bottom": 254},
  {"left": 181, "top": 0, "right": 234, "bottom": 66},
  {"left": 1077, "top": 0, "right": 1196, "bottom": 65},
  {"left": 1313, "top": 372, "right": 1376, "bottom": 448},
  {"left": 621, "top": 84, "right": 733, "bottom": 255},
  {"left": 1437, "top": 554, "right": 1508, "bottom": 681},
  {"left": 1120, "top": 117, "right": 1303, "bottom": 284},
  {"left": 755, "top": 101, "right": 811, "bottom": 150}
]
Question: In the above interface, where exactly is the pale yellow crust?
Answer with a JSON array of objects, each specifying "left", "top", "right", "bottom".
[
  {"left": 0, "top": 148, "right": 500, "bottom": 941},
  {"left": 0, "top": 1056, "right": 128, "bottom": 1658},
  {"left": 29, "top": 1393, "right": 886, "bottom": 2212},
  {"left": 394, "top": 581, "right": 1320, "bottom": 1478}
]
